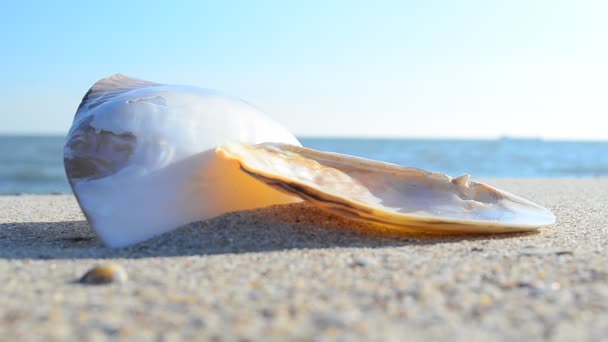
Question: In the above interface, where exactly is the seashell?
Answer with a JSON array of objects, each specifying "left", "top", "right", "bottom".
[
  {"left": 216, "top": 142, "right": 555, "bottom": 233},
  {"left": 64, "top": 74, "right": 301, "bottom": 247},
  {"left": 79, "top": 263, "right": 128, "bottom": 284},
  {"left": 65, "top": 75, "right": 555, "bottom": 247}
]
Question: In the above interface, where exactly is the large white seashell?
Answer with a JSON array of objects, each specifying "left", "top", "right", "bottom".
[
  {"left": 64, "top": 74, "right": 301, "bottom": 247},
  {"left": 65, "top": 75, "right": 555, "bottom": 248}
]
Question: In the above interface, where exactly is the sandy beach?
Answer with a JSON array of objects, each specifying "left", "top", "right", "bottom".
[{"left": 1, "top": 178, "right": 607, "bottom": 340}]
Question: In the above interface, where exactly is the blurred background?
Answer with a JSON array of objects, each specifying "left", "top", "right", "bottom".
[{"left": 1, "top": 1, "right": 607, "bottom": 194}]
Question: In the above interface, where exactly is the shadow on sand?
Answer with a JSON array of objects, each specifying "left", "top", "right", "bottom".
[{"left": 0, "top": 202, "right": 538, "bottom": 260}]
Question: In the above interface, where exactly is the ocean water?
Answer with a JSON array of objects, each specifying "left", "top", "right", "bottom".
[{"left": 1, "top": 135, "right": 607, "bottom": 194}]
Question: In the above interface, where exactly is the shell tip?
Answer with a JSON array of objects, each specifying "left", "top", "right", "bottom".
[{"left": 452, "top": 173, "right": 471, "bottom": 187}]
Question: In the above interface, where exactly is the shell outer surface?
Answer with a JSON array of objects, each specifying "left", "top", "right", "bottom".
[
  {"left": 64, "top": 74, "right": 301, "bottom": 247},
  {"left": 216, "top": 142, "right": 556, "bottom": 234}
]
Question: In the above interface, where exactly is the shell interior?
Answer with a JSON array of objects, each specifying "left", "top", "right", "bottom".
[{"left": 216, "top": 142, "right": 556, "bottom": 234}]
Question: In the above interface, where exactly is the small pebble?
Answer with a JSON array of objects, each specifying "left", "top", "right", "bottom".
[
  {"left": 79, "top": 263, "right": 128, "bottom": 285},
  {"left": 519, "top": 248, "right": 574, "bottom": 257},
  {"left": 480, "top": 294, "right": 492, "bottom": 305},
  {"left": 351, "top": 257, "right": 378, "bottom": 267}
]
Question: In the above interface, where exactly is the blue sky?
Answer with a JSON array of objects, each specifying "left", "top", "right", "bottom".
[{"left": 1, "top": 0, "right": 607, "bottom": 139}]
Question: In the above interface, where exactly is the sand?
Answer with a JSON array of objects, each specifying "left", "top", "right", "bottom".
[{"left": 1, "top": 178, "right": 607, "bottom": 341}]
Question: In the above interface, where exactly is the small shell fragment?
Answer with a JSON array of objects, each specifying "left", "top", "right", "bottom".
[{"left": 80, "top": 263, "right": 128, "bottom": 285}]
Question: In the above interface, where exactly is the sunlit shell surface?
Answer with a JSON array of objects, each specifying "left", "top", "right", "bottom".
[
  {"left": 217, "top": 143, "right": 556, "bottom": 233},
  {"left": 65, "top": 75, "right": 555, "bottom": 248},
  {"left": 64, "top": 74, "right": 301, "bottom": 247}
]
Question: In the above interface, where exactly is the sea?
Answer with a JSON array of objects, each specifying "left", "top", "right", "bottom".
[{"left": 1, "top": 135, "right": 607, "bottom": 195}]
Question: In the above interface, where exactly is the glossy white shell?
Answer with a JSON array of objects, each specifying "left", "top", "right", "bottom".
[
  {"left": 65, "top": 75, "right": 555, "bottom": 248},
  {"left": 64, "top": 75, "right": 301, "bottom": 247}
]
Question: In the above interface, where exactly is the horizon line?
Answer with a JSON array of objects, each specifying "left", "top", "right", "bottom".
[{"left": 1, "top": 132, "right": 608, "bottom": 142}]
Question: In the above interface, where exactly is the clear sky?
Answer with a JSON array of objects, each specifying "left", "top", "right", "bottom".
[{"left": 1, "top": 0, "right": 606, "bottom": 139}]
